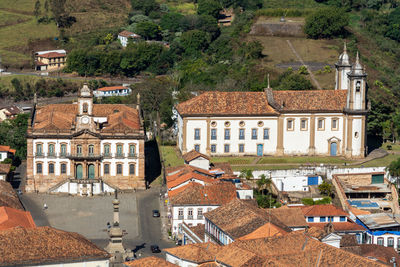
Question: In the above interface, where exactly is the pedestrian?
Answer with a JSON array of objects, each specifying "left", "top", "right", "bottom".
[{"left": 43, "top": 203, "right": 48, "bottom": 210}]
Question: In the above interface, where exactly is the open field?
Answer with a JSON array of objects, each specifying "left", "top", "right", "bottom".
[
  {"left": 353, "top": 154, "right": 398, "bottom": 168},
  {"left": 160, "top": 145, "right": 184, "bottom": 168},
  {"left": 263, "top": 0, "right": 322, "bottom": 8},
  {"left": 258, "top": 156, "right": 353, "bottom": 165}
]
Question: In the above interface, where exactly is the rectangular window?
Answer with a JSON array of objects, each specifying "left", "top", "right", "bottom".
[
  {"left": 104, "top": 144, "right": 110, "bottom": 156},
  {"left": 224, "top": 129, "right": 230, "bottom": 140},
  {"left": 211, "top": 144, "right": 216, "bottom": 153},
  {"left": 48, "top": 163, "right": 54, "bottom": 174},
  {"left": 318, "top": 119, "right": 325, "bottom": 130},
  {"left": 328, "top": 216, "right": 334, "bottom": 222},
  {"left": 263, "top": 128, "right": 269, "bottom": 140},
  {"left": 194, "top": 145, "right": 200, "bottom": 152},
  {"left": 251, "top": 129, "right": 257, "bottom": 140},
  {"left": 194, "top": 129, "right": 200, "bottom": 140},
  {"left": 104, "top": 164, "right": 110, "bottom": 175},
  {"left": 211, "top": 129, "right": 217, "bottom": 140},
  {"left": 239, "top": 144, "right": 244, "bottom": 153},
  {"left": 60, "top": 144, "right": 67, "bottom": 156},
  {"left": 377, "top": 238, "right": 384, "bottom": 246},
  {"left": 88, "top": 145, "right": 94, "bottom": 155},
  {"left": 388, "top": 238, "right": 394, "bottom": 247},
  {"left": 117, "top": 164, "right": 122, "bottom": 174},
  {"left": 320, "top": 217, "right": 326, "bottom": 222},
  {"left": 197, "top": 208, "right": 203, "bottom": 219},
  {"left": 301, "top": 119, "right": 308, "bottom": 131},
  {"left": 61, "top": 163, "right": 66, "bottom": 174},
  {"left": 307, "top": 217, "right": 314, "bottom": 222},
  {"left": 36, "top": 144, "right": 42, "bottom": 155},
  {"left": 36, "top": 163, "right": 42, "bottom": 174},
  {"left": 117, "top": 145, "right": 123, "bottom": 157},
  {"left": 340, "top": 216, "right": 346, "bottom": 222},
  {"left": 178, "top": 208, "right": 184, "bottom": 219},
  {"left": 224, "top": 144, "right": 230, "bottom": 153},
  {"left": 129, "top": 145, "right": 136, "bottom": 157},
  {"left": 77, "top": 145, "right": 82, "bottom": 155},
  {"left": 332, "top": 118, "right": 339, "bottom": 130},
  {"left": 287, "top": 119, "right": 294, "bottom": 131},
  {"left": 188, "top": 208, "right": 193, "bottom": 219},
  {"left": 129, "top": 164, "right": 135, "bottom": 175},
  {"left": 239, "top": 129, "right": 245, "bottom": 140},
  {"left": 48, "top": 144, "right": 54, "bottom": 156}
]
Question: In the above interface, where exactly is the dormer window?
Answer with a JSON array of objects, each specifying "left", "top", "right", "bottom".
[{"left": 356, "top": 81, "right": 361, "bottom": 92}]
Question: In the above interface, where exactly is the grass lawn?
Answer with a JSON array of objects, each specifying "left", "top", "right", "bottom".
[
  {"left": 353, "top": 154, "right": 399, "bottom": 168},
  {"left": 263, "top": 0, "right": 322, "bottom": 8},
  {"left": 167, "top": 2, "right": 196, "bottom": 15},
  {"left": 211, "top": 157, "right": 256, "bottom": 165},
  {"left": 160, "top": 145, "right": 184, "bottom": 168},
  {"left": 232, "top": 165, "right": 300, "bottom": 172},
  {"left": 258, "top": 156, "right": 354, "bottom": 165},
  {"left": 380, "top": 142, "right": 400, "bottom": 151}
]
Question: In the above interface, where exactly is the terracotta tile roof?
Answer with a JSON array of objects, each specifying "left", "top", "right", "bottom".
[
  {"left": 167, "top": 171, "right": 215, "bottom": 190},
  {"left": 0, "top": 181, "right": 23, "bottom": 210},
  {"left": 238, "top": 222, "right": 289, "bottom": 240},
  {"left": 210, "top": 162, "right": 233, "bottom": 175},
  {"left": 38, "top": 52, "right": 66, "bottom": 58},
  {"left": 359, "top": 244, "right": 400, "bottom": 265},
  {"left": 0, "top": 164, "right": 11, "bottom": 174},
  {"left": 308, "top": 221, "right": 365, "bottom": 232},
  {"left": 198, "top": 262, "right": 219, "bottom": 267},
  {"left": 182, "top": 150, "right": 210, "bottom": 162},
  {"left": 187, "top": 223, "right": 205, "bottom": 242},
  {"left": 0, "top": 145, "right": 15, "bottom": 154},
  {"left": 0, "top": 206, "right": 36, "bottom": 230},
  {"left": 170, "top": 181, "right": 237, "bottom": 206},
  {"left": 1, "top": 105, "right": 21, "bottom": 116},
  {"left": 176, "top": 91, "right": 278, "bottom": 116},
  {"left": 168, "top": 182, "right": 194, "bottom": 198},
  {"left": 220, "top": 231, "right": 386, "bottom": 267},
  {"left": 119, "top": 30, "right": 140, "bottom": 38},
  {"left": 96, "top": 86, "right": 128, "bottom": 92},
  {"left": 340, "top": 234, "right": 359, "bottom": 247},
  {"left": 163, "top": 242, "right": 221, "bottom": 264},
  {"left": 305, "top": 226, "right": 327, "bottom": 240},
  {"left": 124, "top": 256, "right": 178, "bottom": 266},
  {"left": 268, "top": 207, "right": 308, "bottom": 228},
  {"left": 273, "top": 90, "right": 347, "bottom": 112},
  {"left": 33, "top": 104, "right": 140, "bottom": 131},
  {"left": 298, "top": 204, "right": 349, "bottom": 217},
  {"left": 167, "top": 165, "right": 214, "bottom": 178},
  {"left": 0, "top": 226, "right": 110, "bottom": 266},
  {"left": 204, "top": 199, "right": 291, "bottom": 239},
  {"left": 36, "top": 61, "right": 47, "bottom": 66}
]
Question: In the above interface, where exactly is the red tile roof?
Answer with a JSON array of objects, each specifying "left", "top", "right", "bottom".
[
  {"left": 176, "top": 91, "right": 278, "bottom": 117},
  {"left": 359, "top": 244, "right": 400, "bottom": 265},
  {"left": 119, "top": 30, "right": 140, "bottom": 38},
  {"left": 0, "top": 164, "right": 11, "bottom": 174},
  {"left": 0, "top": 145, "right": 15, "bottom": 154},
  {"left": 96, "top": 86, "right": 128, "bottom": 92},
  {"left": 0, "top": 206, "right": 36, "bottom": 230},
  {"left": 273, "top": 90, "right": 347, "bottom": 112},
  {"left": 170, "top": 181, "right": 237, "bottom": 206},
  {"left": 308, "top": 221, "right": 365, "bottom": 232},
  {"left": 125, "top": 256, "right": 178, "bottom": 266},
  {"left": 298, "top": 204, "right": 349, "bottom": 217},
  {"left": 164, "top": 242, "right": 221, "bottom": 264},
  {"left": 0, "top": 181, "right": 23, "bottom": 210},
  {"left": 0, "top": 226, "right": 110, "bottom": 266},
  {"left": 268, "top": 207, "right": 308, "bottom": 228},
  {"left": 37, "top": 52, "right": 66, "bottom": 58},
  {"left": 167, "top": 171, "right": 215, "bottom": 190},
  {"left": 182, "top": 150, "right": 210, "bottom": 162}
]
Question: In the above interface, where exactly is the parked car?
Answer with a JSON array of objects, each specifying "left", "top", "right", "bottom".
[
  {"left": 151, "top": 245, "right": 161, "bottom": 253},
  {"left": 16, "top": 189, "right": 22, "bottom": 195},
  {"left": 176, "top": 240, "right": 182, "bottom": 246},
  {"left": 152, "top": 210, "right": 160, "bottom": 217}
]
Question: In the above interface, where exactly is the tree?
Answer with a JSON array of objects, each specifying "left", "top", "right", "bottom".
[
  {"left": 239, "top": 169, "right": 253, "bottom": 180},
  {"left": 388, "top": 157, "right": 400, "bottom": 187},
  {"left": 0, "top": 114, "right": 29, "bottom": 161},
  {"left": 180, "top": 30, "right": 211, "bottom": 56},
  {"left": 304, "top": 7, "right": 349, "bottom": 39},
  {"left": 318, "top": 181, "right": 332, "bottom": 196},
  {"left": 34, "top": 0, "right": 41, "bottom": 17},
  {"left": 44, "top": 0, "right": 49, "bottom": 13},
  {"left": 135, "top": 21, "right": 161, "bottom": 40},
  {"left": 273, "top": 69, "right": 314, "bottom": 90},
  {"left": 131, "top": 0, "right": 159, "bottom": 15},
  {"left": 160, "top": 12, "right": 184, "bottom": 32},
  {"left": 197, "top": 0, "right": 222, "bottom": 18},
  {"left": 50, "top": 0, "right": 76, "bottom": 29}
]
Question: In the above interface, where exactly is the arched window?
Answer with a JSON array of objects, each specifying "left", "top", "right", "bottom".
[
  {"left": 377, "top": 237, "right": 384, "bottom": 246},
  {"left": 129, "top": 164, "right": 135, "bottom": 175},
  {"left": 388, "top": 237, "right": 394, "bottom": 247},
  {"left": 117, "top": 164, "right": 123, "bottom": 174},
  {"left": 83, "top": 103, "right": 88, "bottom": 113},
  {"left": 36, "top": 163, "right": 42, "bottom": 174},
  {"left": 48, "top": 163, "right": 54, "bottom": 174},
  {"left": 104, "top": 144, "right": 110, "bottom": 156},
  {"left": 36, "top": 144, "right": 42, "bottom": 156}
]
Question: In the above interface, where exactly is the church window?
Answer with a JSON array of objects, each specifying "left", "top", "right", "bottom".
[
  {"left": 224, "top": 129, "right": 230, "bottom": 140},
  {"left": 83, "top": 103, "right": 88, "bottom": 113},
  {"left": 117, "top": 164, "right": 123, "bottom": 174},
  {"left": 61, "top": 163, "right": 67, "bottom": 174},
  {"left": 287, "top": 119, "right": 294, "bottom": 131},
  {"left": 88, "top": 145, "right": 94, "bottom": 155},
  {"left": 224, "top": 144, "right": 230, "bottom": 153},
  {"left": 263, "top": 128, "right": 269, "bottom": 140},
  {"left": 332, "top": 118, "right": 339, "bottom": 131},
  {"left": 257, "top": 121, "right": 264, "bottom": 127},
  {"left": 48, "top": 163, "right": 54, "bottom": 174},
  {"left": 129, "top": 164, "right": 135, "bottom": 175},
  {"left": 211, "top": 144, "right": 216, "bottom": 153},
  {"left": 224, "top": 121, "right": 230, "bottom": 127},
  {"left": 60, "top": 144, "right": 67, "bottom": 156},
  {"left": 117, "top": 145, "right": 123, "bottom": 157},
  {"left": 239, "top": 121, "right": 245, "bottom": 127},
  {"left": 251, "top": 129, "right": 257, "bottom": 140},
  {"left": 48, "top": 144, "right": 55, "bottom": 156},
  {"left": 317, "top": 119, "right": 325, "bottom": 131},
  {"left": 239, "top": 144, "right": 244, "bottom": 153},
  {"left": 194, "top": 145, "right": 200, "bottom": 152},
  {"left": 239, "top": 129, "right": 245, "bottom": 140},
  {"left": 104, "top": 144, "right": 110, "bottom": 156},
  {"left": 76, "top": 145, "right": 82, "bottom": 155},
  {"left": 300, "top": 119, "right": 308, "bottom": 131},
  {"left": 211, "top": 129, "right": 217, "bottom": 140},
  {"left": 129, "top": 145, "right": 136, "bottom": 156},
  {"left": 356, "top": 81, "right": 361, "bottom": 92},
  {"left": 354, "top": 132, "right": 359, "bottom": 138},
  {"left": 104, "top": 164, "right": 110, "bottom": 174},
  {"left": 377, "top": 238, "right": 384, "bottom": 246},
  {"left": 36, "top": 144, "right": 43, "bottom": 156},
  {"left": 194, "top": 129, "right": 200, "bottom": 140},
  {"left": 36, "top": 163, "right": 42, "bottom": 174}
]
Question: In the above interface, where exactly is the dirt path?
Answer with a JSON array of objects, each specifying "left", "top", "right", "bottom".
[{"left": 286, "top": 39, "right": 322, "bottom": 90}]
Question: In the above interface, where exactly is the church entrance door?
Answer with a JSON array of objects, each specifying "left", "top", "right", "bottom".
[
  {"left": 330, "top": 142, "right": 337, "bottom": 156},
  {"left": 257, "top": 144, "right": 263, "bottom": 156},
  {"left": 88, "top": 164, "right": 95, "bottom": 179},
  {"left": 76, "top": 164, "right": 83, "bottom": 179}
]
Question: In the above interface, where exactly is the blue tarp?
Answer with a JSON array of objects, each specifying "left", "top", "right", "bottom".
[{"left": 348, "top": 200, "right": 379, "bottom": 208}]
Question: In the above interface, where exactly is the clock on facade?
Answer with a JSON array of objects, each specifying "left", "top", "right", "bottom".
[{"left": 81, "top": 116, "right": 90, "bottom": 124}]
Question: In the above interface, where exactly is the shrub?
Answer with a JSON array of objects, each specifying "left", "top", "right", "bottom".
[
  {"left": 298, "top": 65, "right": 309, "bottom": 75},
  {"left": 302, "top": 198, "right": 314, "bottom": 205},
  {"left": 304, "top": 7, "right": 349, "bottom": 39}
]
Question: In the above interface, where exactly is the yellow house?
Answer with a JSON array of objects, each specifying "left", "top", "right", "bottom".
[{"left": 35, "top": 50, "right": 67, "bottom": 71}]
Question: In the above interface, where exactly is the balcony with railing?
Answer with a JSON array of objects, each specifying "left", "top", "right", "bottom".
[
  {"left": 197, "top": 215, "right": 203, "bottom": 220},
  {"left": 35, "top": 152, "right": 44, "bottom": 158},
  {"left": 128, "top": 153, "right": 138, "bottom": 159},
  {"left": 178, "top": 215, "right": 184, "bottom": 220},
  {"left": 187, "top": 215, "right": 193, "bottom": 220},
  {"left": 115, "top": 152, "right": 125, "bottom": 159},
  {"left": 66, "top": 153, "right": 103, "bottom": 160}
]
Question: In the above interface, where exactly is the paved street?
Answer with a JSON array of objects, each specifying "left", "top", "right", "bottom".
[{"left": 20, "top": 186, "right": 174, "bottom": 259}]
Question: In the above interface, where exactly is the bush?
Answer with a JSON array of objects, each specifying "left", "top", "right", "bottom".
[
  {"left": 304, "top": 7, "right": 349, "bottom": 39},
  {"left": 273, "top": 69, "right": 314, "bottom": 90},
  {"left": 256, "top": 8, "right": 313, "bottom": 17},
  {"left": 302, "top": 198, "right": 314, "bottom": 205},
  {"left": 197, "top": 0, "right": 222, "bottom": 18},
  {"left": 302, "top": 197, "right": 331, "bottom": 205},
  {"left": 181, "top": 30, "right": 211, "bottom": 56},
  {"left": 135, "top": 21, "right": 161, "bottom": 40},
  {"left": 160, "top": 12, "right": 185, "bottom": 32}
]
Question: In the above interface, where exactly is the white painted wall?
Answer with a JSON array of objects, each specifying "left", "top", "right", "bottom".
[
  {"left": 93, "top": 88, "right": 132, "bottom": 98},
  {"left": 26, "top": 259, "right": 109, "bottom": 267},
  {"left": 186, "top": 119, "right": 208, "bottom": 154},
  {"left": 188, "top": 157, "right": 209, "bottom": 170},
  {"left": 236, "top": 189, "right": 253, "bottom": 199},
  {"left": 306, "top": 216, "right": 347, "bottom": 223},
  {"left": 171, "top": 205, "right": 218, "bottom": 235},
  {"left": 351, "top": 117, "right": 363, "bottom": 157},
  {"left": 369, "top": 233, "right": 400, "bottom": 250},
  {"left": 272, "top": 176, "right": 318, "bottom": 192},
  {"left": 50, "top": 180, "right": 115, "bottom": 195},
  {"left": 177, "top": 114, "right": 183, "bottom": 152},
  {"left": 166, "top": 253, "right": 198, "bottom": 267},
  {"left": 118, "top": 35, "right": 128, "bottom": 47},
  {"left": 0, "top": 151, "right": 8, "bottom": 161}
]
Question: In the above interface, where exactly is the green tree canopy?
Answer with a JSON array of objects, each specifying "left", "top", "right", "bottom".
[
  {"left": 304, "top": 7, "right": 349, "bottom": 39},
  {"left": 197, "top": 0, "right": 223, "bottom": 18},
  {"left": 160, "top": 12, "right": 185, "bottom": 32},
  {"left": 180, "top": 30, "right": 211, "bottom": 56},
  {"left": 135, "top": 21, "right": 161, "bottom": 40},
  {"left": 273, "top": 70, "right": 314, "bottom": 90}
]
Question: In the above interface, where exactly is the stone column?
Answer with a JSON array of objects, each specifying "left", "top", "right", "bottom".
[
  {"left": 308, "top": 115, "right": 316, "bottom": 155},
  {"left": 182, "top": 118, "right": 188, "bottom": 153},
  {"left": 361, "top": 116, "right": 366, "bottom": 157},
  {"left": 276, "top": 116, "right": 284, "bottom": 156},
  {"left": 206, "top": 117, "right": 211, "bottom": 156},
  {"left": 346, "top": 117, "right": 353, "bottom": 158}
]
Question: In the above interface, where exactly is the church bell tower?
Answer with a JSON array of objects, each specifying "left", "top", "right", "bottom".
[
  {"left": 335, "top": 42, "right": 352, "bottom": 90},
  {"left": 346, "top": 51, "right": 367, "bottom": 111},
  {"left": 76, "top": 83, "right": 94, "bottom": 130}
]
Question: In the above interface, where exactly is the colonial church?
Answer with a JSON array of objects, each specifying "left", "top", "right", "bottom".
[
  {"left": 26, "top": 84, "right": 146, "bottom": 195},
  {"left": 176, "top": 45, "right": 367, "bottom": 159}
]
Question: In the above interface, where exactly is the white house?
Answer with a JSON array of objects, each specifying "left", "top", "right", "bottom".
[
  {"left": 0, "top": 164, "right": 11, "bottom": 181},
  {"left": 175, "top": 46, "right": 367, "bottom": 159},
  {"left": 164, "top": 242, "right": 220, "bottom": 267},
  {"left": 182, "top": 150, "right": 210, "bottom": 170},
  {"left": 93, "top": 86, "right": 132, "bottom": 98},
  {"left": 118, "top": 30, "right": 141, "bottom": 47},
  {"left": 272, "top": 175, "right": 322, "bottom": 192},
  {"left": 0, "top": 145, "right": 15, "bottom": 161}
]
